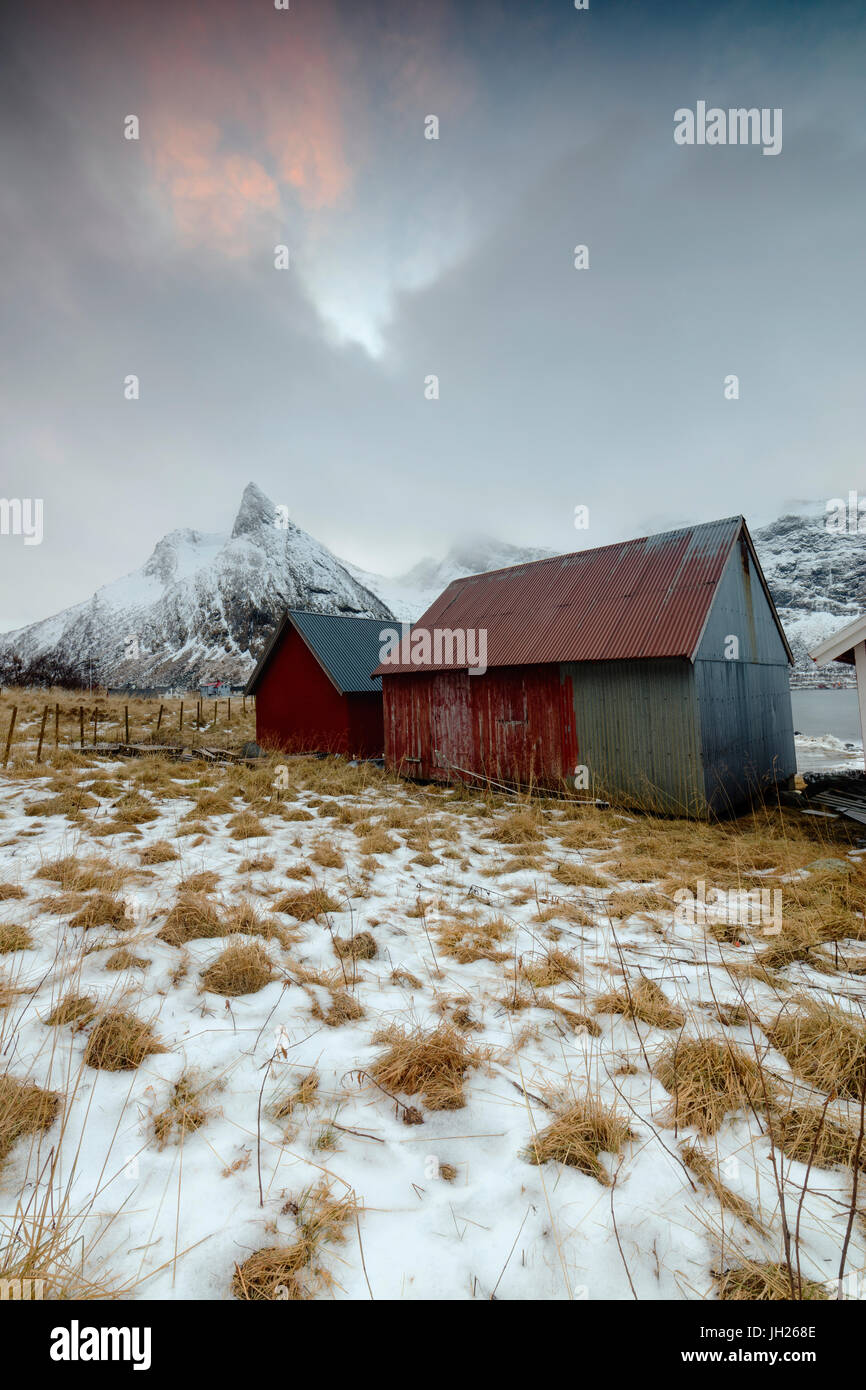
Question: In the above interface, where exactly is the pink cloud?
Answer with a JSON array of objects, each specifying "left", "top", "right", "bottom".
[
  {"left": 138, "top": 4, "right": 354, "bottom": 252},
  {"left": 149, "top": 118, "right": 280, "bottom": 254}
]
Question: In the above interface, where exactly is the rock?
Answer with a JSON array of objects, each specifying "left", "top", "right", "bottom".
[
  {"left": 240, "top": 741, "right": 263, "bottom": 759},
  {"left": 806, "top": 857, "right": 853, "bottom": 876}
]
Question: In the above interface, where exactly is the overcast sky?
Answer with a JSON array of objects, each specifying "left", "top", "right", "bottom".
[{"left": 1, "top": 0, "right": 865, "bottom": 631}]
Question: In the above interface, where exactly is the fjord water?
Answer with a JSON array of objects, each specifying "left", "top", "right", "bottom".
[{"left": 791, "top": 689, "right": 861, "bottom": 743}]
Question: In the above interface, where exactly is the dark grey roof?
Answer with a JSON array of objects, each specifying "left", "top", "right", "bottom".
[{"left": 245, "top": 610, "right": 389, "bottom": 696}]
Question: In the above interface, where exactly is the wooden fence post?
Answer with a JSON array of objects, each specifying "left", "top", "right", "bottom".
[
  {"left": 3, "top": 707, "right": 17, "bottom": 768},
  {"left": 179, "top": 701, "right": 184, "bottom": 733},
  {"left": 79, "top": 708, "right": 84, "bottom": 750},
  {"left": 54, "top": 703, "right": 60, "bottom": 752},
  {"left": 227, "top": 697, "right": 231, "bottom": 723},
  {"left": 36, "top": 706, "right": 49, "bottom": 762},
  {"left": 92, "top": 711, "right": 98, "bottom": 746},
  {"left": 156, "top": 704, "right": 163, "bottom": 737}
]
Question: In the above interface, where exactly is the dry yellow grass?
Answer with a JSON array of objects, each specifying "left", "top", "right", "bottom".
[
  {"left": 311, "top": 841, "right": 344, "bottom": 869},
  {"left": 765, "top": 997, "right": 866, "bottom": 1099},
  {"left": 43, "top": 993, "right": 97, "bottom": 1027},
  {"left": 436, "top": 914, "right": 510, "bottom": 964},
  {"left": 232, "top": 1179, "right": 356, "bottom": 1299},
  {"left": 757, "top": 919, "right": 837, "bottom": 973},
  {"left": 273, "top": 1070, "right": 319, "bottom": 1120},
  {"left": 594, "top": 977, "right": 685, "bottom": 1030},
  {"left": 311, "top": 989, "right": 364, "bottom": 1028},
  {"left": 157, "top": 893, "right": 223, "bottom": 945},
  {"left": 521, "top": 948, "right": 581, "bottom": 988},
  {"left": 268, "top": 799, "right": 310, "bottom": 823},
  {"left": 153, "top": 1074, "right": 214, "bottom": 1147},
  {"left": 106, "top": 791, "right": 160, "bottom": 827},
  {"left": 228, "top": 811, "right": 268, "bottom": 840},
  {"left": 83, "top": 1010, "right": 166, "bottom": 1070},
  {"left": 0, "top": 883, "right": 26, "bottom": 902},
  {"left": 104, "top": 947, "right": 150, "bottom": 972},
  {"left": 178, "top": 870, "right": 221, "bottom": 892},
  {"left": 606, "top": 888, "right": 669, "bottom": 919},
  {"left": 551, "top": 861, "right": 605, "bottom": 888},
  {"left": 715, "top": 1261, "right": 828, "bottom": 1301},
  {"left": 358, "top": 827, "right": 399, "bottom": 856},
  {"left": 24, "top": 788, "right": 98, "bottom": 820},
  {"left": 0, "top": 1073, "right": 61, "bottom": 1166},
  {"left": 239, "top": 855, "right": 275, "bottom": 873},
  {"left": 654, "top": 1038, "right": 770, "bottom": 1134},
  {"left": 275, "top": 887, "right": 340, "bottom": 921},
  {"left": 0, "top": 923, "right": 32, "bottom": 954},
  {"left": 390, "top": 967, "right": 422, "bottom": 989},
  {"left": 35, "top": 854, "right": 125, "bottom": 892},
  {"left": 524, "top": 1098, "right": 634, "bottom": 1184},
  {"left": 200, "top": 941, "right": 274, "bottom": 996},
  {"left": 232, "top": 1244, "right": 309, "bottom": 1299},
  {"left": 371, "top": 1022, "right": 486, "bottom": 1111},
  {"left": 603, "top": 854, "right": 662, "bottom": 884},
  {"left": 139, "top": 840, "right": 179, "bottom": 865},
  {"left": 332, "top": 931, "right": 377, "bottom": 960},
  {"left": 680, "top": 1143, "right": 764, "bottom": 1232},
  {"left": 222, "top": 899, "right": 287, "bottom": 943},
  {"left": 68, "top": 893, "right": 132, "bottom": 930},
  {"left": 190, "top": 789, "right": 235, "bottom": 818},
  {"left": 490, "top": 809, "right": 545, "bottom": 845},
  {"left": 768, "top": 1102, "right": 866, "bottom": 1172}
]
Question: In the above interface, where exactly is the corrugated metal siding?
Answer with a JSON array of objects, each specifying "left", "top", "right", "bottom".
[
  {"left": 382, "top": 665, "right": 576, "bottom": 786},
  {"left": 693, "top": 659, "right": 796, "bottom": 813},
  {"left": 562, "top": 659, "right": 706, "bottom": 815},
  {"left": 694, "top": 541, "right": 795, "bottom": 811},
  {"left": 376, "top": 517, "right": 744, "bottom": 672},
  {"left": 694, "top": 535, "right": 791, "bottom": 666}
]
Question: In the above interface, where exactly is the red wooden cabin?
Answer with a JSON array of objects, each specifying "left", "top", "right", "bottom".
[{"left": 245, "top": 610, "right": 385, "bottom": 758}]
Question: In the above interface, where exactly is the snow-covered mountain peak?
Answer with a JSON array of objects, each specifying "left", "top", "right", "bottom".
[
  {"left": 231, "top": 482, "right": 277, "bottom": 539},
  {"left": 0, "top": 484, "right": 393, "bottom": 687}
]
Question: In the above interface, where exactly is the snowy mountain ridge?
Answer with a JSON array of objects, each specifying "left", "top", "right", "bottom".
[
  {"left": 751, "top": 504, "right": 866, "bottom": 676},
  {"left": 0, "top": 484, "right": 393, "bottom": 687},
  {"left": 0, "top": 488, "right": 862, "bottom": 687}
]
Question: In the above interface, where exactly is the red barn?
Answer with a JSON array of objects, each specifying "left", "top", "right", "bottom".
[
  {"left": 374, "top": 518, "right": 795, "bottom": 816},
  {"left": 245, "top": 610, "right": 385, "bottom": 758}
]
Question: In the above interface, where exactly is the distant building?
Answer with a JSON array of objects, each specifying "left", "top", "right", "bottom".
[
  {"left": 809, "top": 614, "right": 866, "bottom": 768},
  {"left": 245, "top": 610, "right": 385, "bottom": 758},
  {"left": 375, "top": 516, "right": 796, "bottom": 817}
]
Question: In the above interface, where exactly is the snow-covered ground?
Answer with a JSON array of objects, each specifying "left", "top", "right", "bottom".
[{"left": 1, "top": 757, "right": 865, "bottom": 1301}]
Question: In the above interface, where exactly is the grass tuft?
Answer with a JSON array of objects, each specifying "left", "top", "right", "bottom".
[
  {"left": 654, "top": 1038, "right": 769, "bottom": 1135},
  {"left": 524, "top": 1098, "right": 634, "bottom": 1184}
]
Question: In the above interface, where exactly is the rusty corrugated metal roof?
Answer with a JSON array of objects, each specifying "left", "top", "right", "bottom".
[{"left": 375, "top": 516, "right": 784, "bottom": 674}]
